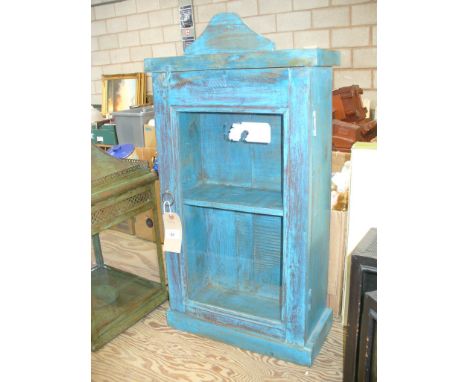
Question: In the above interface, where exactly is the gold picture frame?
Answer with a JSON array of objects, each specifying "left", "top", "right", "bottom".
[{"left": 101, "top": 73, "right": 146, "bottom": 116}]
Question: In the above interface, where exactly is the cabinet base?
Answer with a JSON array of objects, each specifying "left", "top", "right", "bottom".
[{"left": 166, "top": 308, "right": 332, "bottom": 366}]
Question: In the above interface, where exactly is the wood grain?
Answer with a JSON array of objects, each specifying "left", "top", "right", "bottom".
[
  {"left": 92, "top": 230, "right": 343, "bottom": 381},
  {"left": 92, "top": 230, "right": 161, "bottom": 282},
  {"left": 92, "top": 302, "right": 343, "bottom": 382}
]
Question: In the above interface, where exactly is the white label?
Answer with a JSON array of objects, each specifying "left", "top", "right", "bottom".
[
  {"left": 97, "top": 136, "right": 104, "bottom": 142},
  {"left": 166, "top": 229, "right": 181, "bottom": 240},
  {"left": 163, "top": 212, "right": 182, "bottom": 253},
  {"left": 228, "top": 122, "right": 271, "bottom": 143}
]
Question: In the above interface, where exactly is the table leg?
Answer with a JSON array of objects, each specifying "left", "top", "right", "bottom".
[{"left": 92, "top": 233, "right": 104, "bottom": 267}]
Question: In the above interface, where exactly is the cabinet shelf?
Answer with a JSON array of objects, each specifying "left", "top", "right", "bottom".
[
  {"left": 183, "top": 183, "right": 283, "bottom": 216},
  {"left": 190, "top": 283, "right": 281, "bottom": 322}
]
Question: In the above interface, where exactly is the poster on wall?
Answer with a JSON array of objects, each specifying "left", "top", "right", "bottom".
[
  {"left": 179, "top": 4, "right": 193, "bottom": 28},
  {"left": 179, "top": 0, "right": 195, "bottom": 52}
]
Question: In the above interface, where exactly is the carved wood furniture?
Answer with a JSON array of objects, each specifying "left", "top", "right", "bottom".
[
  {"left": 333, "top": 85, "right": 368, "bottom": 122},
  {"left": 332, "top": 85, "right": 377, "bottom": 152},
  {"left": 332, "top": 119, "right": 376, "bottom": 153},
  {"left": 91, "top": 144, "right": 167, "bottom": 351},
  {"left": 343, "top": 228, "right": 377, "bottom": 381},
  {"left": 145, "top": 13, "right": 340, "bottom": 366}
]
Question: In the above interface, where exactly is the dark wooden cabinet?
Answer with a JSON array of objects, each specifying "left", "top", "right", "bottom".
[
  {"left": 343, "top": 228, "right": 377, "bottom": 381},
  {"left": 358, "top": 291, "right": 377, "bottom": 382}
]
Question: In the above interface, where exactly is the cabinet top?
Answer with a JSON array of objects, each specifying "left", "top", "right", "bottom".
[{"left": 144, "top": 13, "right": 340, "bottom": 73}]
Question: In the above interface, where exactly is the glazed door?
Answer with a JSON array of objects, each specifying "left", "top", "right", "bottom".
[{"left": 153, "top": 68, "right": 313, "bottom": 340}]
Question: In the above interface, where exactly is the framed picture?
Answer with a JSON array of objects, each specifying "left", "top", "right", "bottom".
[{"left": 101, "top": 73, "right": 146, "bottom": 116}]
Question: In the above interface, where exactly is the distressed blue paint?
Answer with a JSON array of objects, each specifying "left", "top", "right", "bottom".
[
  {"left": 182, "top": 206, "right": 283, "bottom": 321},
  {"left": 144, "top": 49, "right": 340, "bottom": 73},
  {"left": 305, "top": 67, "right": 334, "bottom": 339},
  {"left": 167, "top": 308, "right": 332, "bottom": 367},
  {"left": 152, "top": 72, "right": 187, "bottom": 312},
  {"left": 282, "top": 68, "right": 311, "bottom": 345},
  {"left": 184, "top": 296, "right": 285, "bottom": 339},
  {"left": 181, "top": 205, "right": 208, "bottom": 294},
  {"left": 189, "top": 282, "right": 280, "bottom": 321},
  {"left": 183, "top": 184, "right": 282, "bottom": 216},
  {"left": 168, "top": 69, "right": 290, "bottom": 108},
  {"left": 185, "top": 13, "right": 275, "bottom": 55},
  {"left": 199, "top": 112, "right": 283, "bottom": 190},
  {"left": 145, "top": 12, "right": 339, "bottom": 366}
]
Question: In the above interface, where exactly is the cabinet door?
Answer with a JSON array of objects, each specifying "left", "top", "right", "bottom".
[
  {"left": 152, "top": 71, "right": 187, "bottom": 313},
  {"left": 153, "top": 67, "right": 316, "bottom": 340}
]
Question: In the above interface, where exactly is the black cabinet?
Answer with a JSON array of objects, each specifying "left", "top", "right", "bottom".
[
  {"left": 343, "top": 228, "right": 377, "bottom": 382},
  {"left": 358, "top": 291, "right": 377, "bottom": 381}
]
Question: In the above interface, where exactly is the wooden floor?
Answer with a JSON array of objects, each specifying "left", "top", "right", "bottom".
[{"left": 92, "top": 230, "right": 344, "bottom": 382}]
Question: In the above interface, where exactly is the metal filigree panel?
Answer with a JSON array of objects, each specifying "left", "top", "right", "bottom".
[
  {"left": 92, "top": 160, "right": 149, "bottom": 190},
  {"left": 92, "top": 188, "right": 153, "bottom": 228}
]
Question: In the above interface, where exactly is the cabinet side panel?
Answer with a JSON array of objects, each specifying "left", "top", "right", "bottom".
[
  {"left": 305, "top": 67, "right": 333, "bottom": 339},
  {"left": 283, "top": 68, "right": 311, "bottom": 345}
]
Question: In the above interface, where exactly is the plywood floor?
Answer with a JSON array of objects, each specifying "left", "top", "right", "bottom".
[{"left": 92, "top": 230, "right": 344, "bottom": 382}]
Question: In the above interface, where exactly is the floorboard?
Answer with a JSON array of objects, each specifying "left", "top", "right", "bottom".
[{"left": 92, "top": 230, "right": 343, "bottom": 382}]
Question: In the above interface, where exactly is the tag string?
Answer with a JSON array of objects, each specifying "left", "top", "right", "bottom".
[{"left": 163, "top": 201, "right": 172, "bottom": 214}]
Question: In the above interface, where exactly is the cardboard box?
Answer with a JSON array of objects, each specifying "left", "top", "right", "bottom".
[
  {"left": 135, "top": 209, "right": 157, "bottom": 242},
  {"left": 115, "top": 146, "right": 164, "bottom": 243},
  {"left": 134, "top": 180, "right": 164, "bottom": 243},
  {"left": 134, "top": 208, "right": 163, "bottom": 244},
  {"left": 327, "top": 210, "right": 349, "bottom": 317},
  {"left": 134, "top": 146, "right": 157, "bottom": 168},
  {"left": 143, "top": 123, "right": 157, "bottom": 148},
  {"left": 110, "top": 218, "right": 135, "bottom": 235},
  {"left": 332, "top": 150, "right": 351, "bottom": 173}
]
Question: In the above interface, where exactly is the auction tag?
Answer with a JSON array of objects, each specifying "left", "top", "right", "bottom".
[{"left": 162, "top": 202, "right": 182, "bottom": 253}]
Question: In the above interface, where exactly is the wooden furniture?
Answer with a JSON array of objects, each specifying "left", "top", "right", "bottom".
[
  {"left": 91, "top": 144, "right": 167, "bottom": 351},
  {"left": 332, "top": 119, "right": 375, "bottom": 153},
  {"left": 332, "top": 85, "right": 377, "bottom": 152},
  {"left": 358, "top": 291, "right": 377, "bottom": 381},
  {"left": 343, "top": 228, "right": 377, "bottom": 382},
  {"left": 145, "top": 13, "right": 339, "bottom": 366},
  {"left": 333, "top": 85, "right": 368, "bottom": 122}
]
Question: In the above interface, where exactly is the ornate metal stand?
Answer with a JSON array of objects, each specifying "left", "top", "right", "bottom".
[{"left": 91, "top": 144, "right": 167, "bottom": 351}]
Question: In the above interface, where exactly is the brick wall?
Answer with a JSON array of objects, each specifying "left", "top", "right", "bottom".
[{"left": 92, "top": 0, "right": 377, "bottom": 109}]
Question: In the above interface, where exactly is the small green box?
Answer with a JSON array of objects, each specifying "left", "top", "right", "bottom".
[{"left": 91, "top": 124, "right": 118, "bottom": 145}]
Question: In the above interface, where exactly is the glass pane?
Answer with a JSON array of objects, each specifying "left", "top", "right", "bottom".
[
  {"left": 178, "top": 111, "right": 284, "bottom": 321},
  {"left": 91, "top": 228, "right": 163, "bottom": 334},
  {"left": 184, "top": 207, "right": 283, "bottom": 321}
]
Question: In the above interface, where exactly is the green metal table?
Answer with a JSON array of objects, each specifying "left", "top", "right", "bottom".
[{"left": 91, "top": 144, "right": 167, "bottom": 351}]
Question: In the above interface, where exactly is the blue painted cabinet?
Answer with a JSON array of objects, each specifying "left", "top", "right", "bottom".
[{"left": 145, "top": 13, "right": 340, "bottom": 366}]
